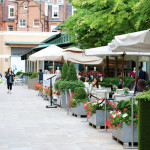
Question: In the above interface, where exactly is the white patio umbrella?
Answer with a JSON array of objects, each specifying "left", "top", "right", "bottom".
[
  {"left": 29, "top": 45, "right": 64, "bottom": 62},
  {"left": 108, "top": 29, "right": 150, "bottom": 52},
  {"left": 29, "top": 44, "right": 103, "bottom": 74}
]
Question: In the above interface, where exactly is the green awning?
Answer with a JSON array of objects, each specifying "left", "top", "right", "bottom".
[
  {"left": 5, "top": 42, "right": 43, "bottom": 45},
  {"left": 42, "top": 33, "right": 61, "bottom": 43},
  {"left": 32, "top": 44, "right": 51, "bottom": 50}
]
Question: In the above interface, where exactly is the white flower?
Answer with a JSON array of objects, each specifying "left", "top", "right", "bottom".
[
  {"left": 118, "top": 112, "right": 121, "bottom": 115},
  {"left": 112, "top": 114, "right": 116, "bottom": 118},
  {"left": 110, "top": 111, "right": 114, "bottom": 114},
  {"left": 122, "top": 113, "right": 128, "bottom": 118}
]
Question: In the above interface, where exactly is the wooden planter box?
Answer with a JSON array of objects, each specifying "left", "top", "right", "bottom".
[
  {"left": 70, "top": 102, "right": 86, "bottom": 117},
  {"left": 88, "top": 110, "right": 110, "bottom": 129},
  {"left": 112, "top": 122, "right": 138, "bottom": 146}
]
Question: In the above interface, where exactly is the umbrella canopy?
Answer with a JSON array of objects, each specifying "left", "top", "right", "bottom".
[
  {"left": 108, "top": 29, "right": 150, "bottom": 52},
  {"left": 29, "top": 45, "right": 64, "bottom": 62},
  {"left": 85, "top": 46, "right": 150, "bottom": 59},
  {"left": 63, "top": 51, "right": 103, "bottom": 65}
]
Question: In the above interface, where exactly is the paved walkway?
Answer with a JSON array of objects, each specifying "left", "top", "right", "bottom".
[{"left": 0, "top": 83, "right": 136, "bottom": 150}]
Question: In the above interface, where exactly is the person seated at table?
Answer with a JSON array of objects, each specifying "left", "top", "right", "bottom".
[
  {"left": 117, "top": 78, "right": 124, "bottom": 89},
  {"left": 127, "top": 76, "right": 140, "bottom": 91},
  {"left": 137, "top": 79, "right": 147, "bottom": 92},
  {"left": 98, "top": 74, "right": 103, "bottom": 82},
  {"left": 91, "top": 78, "right": 99, "bottom": 90},
  {"left": 19, "top": 70, "right": 23, "bottom": 79}
]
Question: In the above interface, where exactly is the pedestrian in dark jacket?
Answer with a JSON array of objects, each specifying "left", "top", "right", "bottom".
[{"left": 5, "top": 68, "right": 15, "bottom": 94}]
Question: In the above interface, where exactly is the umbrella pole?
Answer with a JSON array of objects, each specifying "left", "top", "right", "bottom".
[
  {"left": 135, "top": 56, "right": 139, "bottom": 78},
  {"left": 53, "top": 61, "right": 55, "bottom": 74},
  {"left": 122, "top": 54, "right": 125, "bottom": 89}
]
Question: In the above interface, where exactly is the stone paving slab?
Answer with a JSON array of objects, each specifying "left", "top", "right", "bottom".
[{"left": 0, "top": 83, "right": 137, "bottom": 150}]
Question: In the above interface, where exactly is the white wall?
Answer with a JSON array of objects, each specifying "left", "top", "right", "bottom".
[{"left": 11, "top": 56, "right": 25, "bottom": 73}]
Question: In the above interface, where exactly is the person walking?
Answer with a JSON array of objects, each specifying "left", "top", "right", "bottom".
[
  {"left": 38, "top": 69, "right": 44, "bottom": 83},
  {"left": 5, "top": 68, "right": 15, "bottom": 94}
]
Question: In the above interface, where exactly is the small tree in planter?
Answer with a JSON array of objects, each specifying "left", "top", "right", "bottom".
[
  {"left": 67, "top": 62, "right": 78, "bottom": 81},
  {"left": 134, "top": 91, "right": 150, "bottom": 150},
  {"left": 69, "top": 87, "right": 87, "bottom": 116},
  {"left": 106, "top": 100, "right": 138, "bottom": 145},
  {"left": 61, "top": 62, "right": 68, "bottom": 80}
]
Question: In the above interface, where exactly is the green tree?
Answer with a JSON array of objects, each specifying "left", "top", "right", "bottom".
[
  {"left": 62, "top": 0, "right": 149, "bottom": 49},
  {"left": 61, "top": 62, "right": 68, "bottom": 80},
  {"left": 133, "top": 0, "right": 150, "bottom": 30},
  {"left": 67, "top": 62, "right": 78, "bottom": 81}
]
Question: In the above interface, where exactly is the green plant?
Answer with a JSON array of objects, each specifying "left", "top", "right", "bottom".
[
  {"left": 74, "top": 87, "right": 86, "bottom": 100},
  {"left": 67, "top": 62, "right": 78, "bottom": 81},
  {"left": 30, "top": 72, "right": 38, "bottom": 79},
  {"left": 16, "top": 71, "right": 23, "bottom": 76},
  {"left": 61, "top": 62, "right": 68, "bottom": 80},
  {"left": 59, "top": 80, "right": 84, "bottom": 92},
  {"left": 23, "top": 73, "right": 32, "bottom": 76},
  {"left": 134, "top": 91, "right": 150, "bottom": 150},
  {"left": 54, "top": 80, "right": 62, "bottom": 91}
]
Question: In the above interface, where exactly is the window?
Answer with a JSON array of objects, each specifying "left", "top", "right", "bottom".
[
  {"left": 8, "top": 5, "right": 15, "bottom": 19},
  {"left": 57, "top": 0, "right": 63, "bottom": 3},
  {"left": 33, "top": 19, "right": 39, "bottom": 27},
  {"left": 52, "top": 5, "right": 59, "bottom": 18},
  {"left": 20, "top": 20, "right": 25, "bottom": 27},
  {"left": 7, "top": 25, "right": 13, "bottom": 31},
  {"left": 51, "top": 25, "right": 57, "bottom": 32},
  {"left": 24, "top": 5, "right": 28, "bottom": 10}
]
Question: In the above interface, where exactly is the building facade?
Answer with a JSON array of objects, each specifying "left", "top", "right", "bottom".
[{"left": 0, "top": 0, "right": 73, "bottom": 32}]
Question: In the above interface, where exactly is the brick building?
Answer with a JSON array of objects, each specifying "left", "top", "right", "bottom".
[{"left": 0, "top": 0, "right": 73, "bottom": 32}]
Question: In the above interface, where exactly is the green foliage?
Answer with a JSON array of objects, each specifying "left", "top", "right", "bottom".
[
  {"left": 61, "top": 62, "right": 68, "bottom": 80},
  {"left": 30, "top": 72, "right": 38, "bottom": 79},
  {"left": 138, "top": 99, "right": 150, "bottom": 150},
  {"left": 62, "top": 0, "right": 149, "bottom": 49},
  {"left": 54, "top": 80, "right": 62, "bottom": 91},
  {"left": 16, "top": 71, "right": 23, "bottom": 76},
  {"left": 59, "top": 80, "right": 85, "bottom": 92},
  {"left": 75, "top": 87, "right": 86, "bottom": 100},
  {"left": 134, "top": 91, "right": 150, "bottom": 102},
  {"left": 67, "top": 62, "right": 78, "bottom": 81},
  {"left": 23, "top": 73, "right": 32, "bottom": 76}
]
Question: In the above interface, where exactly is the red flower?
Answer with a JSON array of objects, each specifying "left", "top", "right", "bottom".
[
  {"left": 124, "top": 108, "right": 127, "bottom": 111},
  {"left": 135, "top": 114, "right": 138, "bottom": 118},
  {"left": 86, "top": 111, "right": 90, "bottom": 115}
]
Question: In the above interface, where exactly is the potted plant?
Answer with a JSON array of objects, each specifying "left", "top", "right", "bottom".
[
  {"left": 134, "top": 91, "right": 150, "bottom": 150},
  {"left": 69, "top": 87, "right": 87, "bottom": 117},
  {"left": 84, "top": 99, "right": 114, "bottom": 129},
  {"left": 106, "top": 100, "right": 138, "bottom": 145}
]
